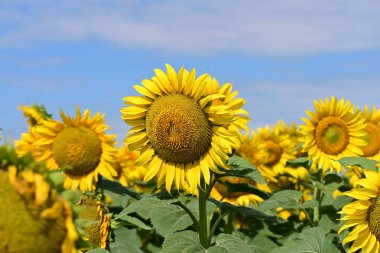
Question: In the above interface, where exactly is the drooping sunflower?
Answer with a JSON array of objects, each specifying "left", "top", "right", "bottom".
[
  {"left": 0, "top": 166, "right": 78, "bottom": 253},
  {"left": 32, "top": 107, "right": 118, "bottom": 192},
  {"left": 77, "top": 195, "right": 110, "bottom": 249},
  {"left": 121, "top": 64, "right": 244, "bottom": 195},
  {"left": 15, "top": 104, "right": 52, "bottom": 157},
  {"left": 299, "top": 97, "right": 367, "bottom": 173},
  {"left": 339, "top": 170, "right": 380, "bottom": 252}
]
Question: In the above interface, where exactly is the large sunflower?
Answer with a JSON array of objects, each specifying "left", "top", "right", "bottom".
[
  {"left": 339, "top": 170, "right": 380, "bottom": 252},
  {"left": 32, "top": 107, "right": 118, "bottom": 192},
  {"left": 0, "top": 166, "right": 78, "bottom": 253},
  {"left": 121, "top": 64, "right": 244, "bottom": 195},
  {"left": 299, "top": 97, "right": 367, "bottom": 173}
]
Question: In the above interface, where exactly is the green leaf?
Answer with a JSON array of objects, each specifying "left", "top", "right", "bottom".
[
  {"left": 233, "top": 231, "right": 278, "bottom": 253},
  {"left": 98, "top": 178, "right": 142, "bottom": 200},
  {"left": 339, "top": 157, "right": 378, "bottom": 171},
  {"left": 271, "top": 227, "right": 339, "bottom": 253},
  {"left": 298, "top": 200, "right": 319, "bottom": 209},
  {"left": 333, "top": 195, "right": 352, "bottom": 210},
  {"left": 151, "top": 204, "right": 193, "bottom": 237},
  {"left": 269, "top": 190, "right": 302, "bottom": 209},
  {"left": 162, "top": 230, "right": 205, "bottom": 253},
  {"left": 319, "top": 215, "right": 339, "bottom": 233},
  {"left": 115, "top": 197, "right": 178, "bottom": 220},
  {"left": 285, "top": 157, "right": 311, "bottom": 168},
  {"left": 109, "top": 227, "right": 143, "bottom": 253},
  {"left": 86, "top": 249, "right": 110, "bottom": 253},
  {"left": 225, "top": 156, "right": 266, "bottom": 184},
  {"left": 118, "top": 215, "right": 152, "bottom": 230},
  {"left": 209, "top": 198, "right": 267, "bottom": 221},
  {"left": 323, "top": 173, "right": 343, "bottom": 184},
  {"left": 208, "top": 233, "right": 251, "bottom": 253}
]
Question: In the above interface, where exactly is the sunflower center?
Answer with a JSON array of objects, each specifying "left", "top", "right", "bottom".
[
  {"left": 52, "top": 126, "right": 102, "bottom": 175},
  {"left": 368, "top": 195, "right": 380, "bottom": 240},
  {"left": 264, "top": 140, "right": 282, "bottom": 166},
  {"left": 146, "top": 94, "right": 212, "bottom": 164},
  {"left": 362, "top": 123, "right": 380, "bottom": 157},
  {"left": 315, "top": 116, "right": 349, "bottom": 155}
]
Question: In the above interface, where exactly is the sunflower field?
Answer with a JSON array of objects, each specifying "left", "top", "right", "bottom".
[{"left": 1, "top": 64, "right": 380, "bottom": 253}]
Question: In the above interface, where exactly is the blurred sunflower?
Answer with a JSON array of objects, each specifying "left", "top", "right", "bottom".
[
  {"left": 121, "top": 64, "right": 244, "bottom": 195},
  {"left": 0, "top": 166, "right": 78, "bottom": 253},
  {"left": 299, "top": 97, "right": 367, "bottom": 173},
  {"left": 77, "top": 196, "right": 110, "bottom": 249},
  {"left": 339, "top": 170, "right": 380, "bottom": 252},
  {"left": 116, "top": 145, "right": 148, "bottom": 190},
  {"left": 32, "top": 107, "right": 118, "bottom": 192}
]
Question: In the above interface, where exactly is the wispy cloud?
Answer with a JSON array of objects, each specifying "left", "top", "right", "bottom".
[
  {"left": 242, "top": 75, "right": 380, "bottom": 129},
  {"left": 1, "top": 0, "right": 379, "bottom": 55}
]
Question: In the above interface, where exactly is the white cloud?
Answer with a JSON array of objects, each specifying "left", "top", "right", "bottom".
[
  {"left": 241, "top": 75, "right": 380, "bottom": 129},
  {"left": 0, "top": 0, "right": 380, "bottom": 55}
]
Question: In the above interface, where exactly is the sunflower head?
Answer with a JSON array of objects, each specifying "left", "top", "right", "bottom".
[
  {"left": 299, "top": 97, "right": 367, "bottom": 173},
  {"left": 32, "top": 107, "right": 118, "bottom": 192},
  {"left": 121, "top": 64, "right": 245, "bottom": 195},
  {"left": 339, "top": 170, "right": 380, "bottom": 252},
  {"left": 0, "top": 166, "right": 78, "bottom": 253},
  {"left": 77, "top": 195, "right": 110, "bottom": 249},
  {"left": 360, "top": 106, "right": 380, "bottom": 159},
  {"left": 19, "top": 104, "right": 52, "bottom": 126}
]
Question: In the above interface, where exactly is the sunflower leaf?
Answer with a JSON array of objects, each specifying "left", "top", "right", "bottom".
[
  {"left": 339, "top": 157, "right": 378, "bottom": 171},
  {"left": 207, "top": 233, "right": 251, "bottom": 253},
  {"left": 285, "top": 157, "right": 311, "bottom": 168},
  {"left": 115, "top": 197, "right": 178, "bottom": 220},
  {"left": 86, "top": 249, "right": 110, "bottom": 253},
  {"left": 225, "top": 156, "right": 266, "bottom": 184},
  {"left": 150, "top": 204, "right": 194, "bottom": 237},
  {"left": 209, "top": 198, "right": 268, "bottom": 221},
  {"left": 271, "top": 227, "right": 340, "bottom": 253},
  {"left": 109, "top": 227, "right": 143, "bottom": 253},
  {"left": 162, "top": 230, "right": 205, "bottom": 253},
  {"left": 118, "top": 215, "right": 152, "bottom": 230}
]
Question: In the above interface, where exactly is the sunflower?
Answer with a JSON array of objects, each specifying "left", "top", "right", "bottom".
[
  {"left": 116, "top": 145, "right": 148, "bottom": 189},
  {"left": 32, "top": 107, "right": 118, "bottom": 192},
  {"left": 339, "top": 170, "right": 380, "bottom": 252},
  {"left": 299, "top": 97, "right": 367, "bottom": 173},
  {"left": 0, "top": 166, "right": 78, "bottom": 253},
  {"left": 77, "top": 195, "right": 110, "bottom": 249},
  {"left": 15, "top": 104, "right": 52, "bottom": 157},
  {"left": 121, "top": 64, "right": 244, "bottom": 195},
  {"left": 360, "top": 105, "right": 380, "bottom": 161}
]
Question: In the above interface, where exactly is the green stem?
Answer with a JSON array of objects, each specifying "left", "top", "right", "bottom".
[
  {"left": 208, "top": 211, "right": 229, "bottom": 246},
  {"left": 174, "top": 201, "right": 200, "bottom": 232},
  {"left": 313, "top": 186, "right": 321, "bottom": 226},
  {"left": 225, "top": 212, "right": 234, "bottom": 234},
  {"left": 199, "top": 187, "right": 209, "bottom": 248}
]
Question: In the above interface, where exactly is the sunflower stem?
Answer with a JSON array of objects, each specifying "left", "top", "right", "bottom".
[
  {"left": 198, "top": 186, "right": 209, "bottom": 248},
  {"left": 313, "top": 185, "right": 321, "bottom": 226}
]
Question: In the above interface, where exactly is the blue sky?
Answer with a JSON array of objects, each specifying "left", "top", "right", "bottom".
[{"left": 1, "top": 0, "right": 380, "bottom": 143}]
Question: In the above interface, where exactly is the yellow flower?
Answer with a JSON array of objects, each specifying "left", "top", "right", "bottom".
[
  {"left": 360, "top": 105, "right": 380, "bottom": 160},
  {"left": 299, "top": 97, "right": 367, "bottom": 173},
  {"left": 116, "top": 145, "right": 148, "bottom": 188},
  {"left": 339, "top": 170, "right": 380, "bottom": 252},
  {"left": 77, "top": 196, "right": 110, "bottom": 249},
  {"left": 121, "top": 64, "right": 245, "bottom": 195},
  {"left": 0, "top": 167, "right": 78, "bottom": 253},
  {"left": 32, "top": 107, "right": 118, "bottom": 192},
  {"left": 15, "top": 105, "right": 52, "bottom": 157}
]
